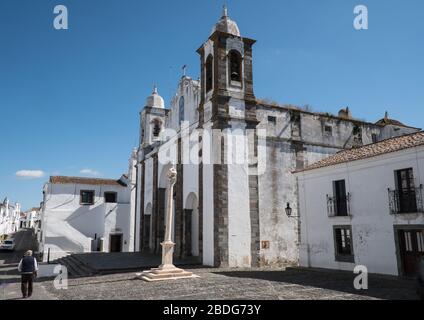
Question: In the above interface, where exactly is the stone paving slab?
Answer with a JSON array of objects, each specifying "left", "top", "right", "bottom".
[
  {"left": 40, "top": 267, "right": 420, "bottom": 300},
  {"left": 0, "top": 281, "right": 57, "bottom": 300}
]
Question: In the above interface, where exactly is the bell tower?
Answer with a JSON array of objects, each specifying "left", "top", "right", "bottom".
[
  {"left": 197, "top": 5, "right": 256, "bottom": 123},
  {"left": 140, "top": 86, "right": 167, "bottom": 151},
  {"left": 197, "top": 6, "right": 260, "bottom": 268}
]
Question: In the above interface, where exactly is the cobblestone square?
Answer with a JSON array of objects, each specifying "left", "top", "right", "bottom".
[{"left": 36, "top": 267, "right": 419, "bottom": 300}]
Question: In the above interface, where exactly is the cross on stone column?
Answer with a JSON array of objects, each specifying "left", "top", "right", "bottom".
[{"left": 137, "top": 166, "right": 198, "bottom": 282}]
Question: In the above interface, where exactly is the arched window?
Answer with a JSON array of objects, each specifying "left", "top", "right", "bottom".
[
  {"left": 179, "top": 96, "right": 185, "bottom": 123},
  {"left": 152, "top": 119, "right": 162, "bottom": 138},
  {"left": 205, "top": 55, "right": 213, "bottom": 93},
  {"left": 229, "top": 50, "right": 242, "bottom": 83}
]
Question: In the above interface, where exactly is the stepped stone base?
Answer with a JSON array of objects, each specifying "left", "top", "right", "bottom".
[
  {"left": 136, "top": 240, "right": 199, "bottom": 282},
  {"left": 137, "top": 266, "right": 199, "bottom": 282}
]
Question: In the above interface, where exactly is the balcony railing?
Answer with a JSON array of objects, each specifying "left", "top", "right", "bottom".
[
  {"left": 388, "top": 185, "right": 424, "bottom": 214},
  {"left": 327, "top": 193, "right": 351, "bottom": 217}
]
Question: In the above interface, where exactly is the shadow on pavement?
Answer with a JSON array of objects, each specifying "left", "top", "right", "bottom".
[{"left": 213, "top": 268, "right": 419, "bottom": 300}]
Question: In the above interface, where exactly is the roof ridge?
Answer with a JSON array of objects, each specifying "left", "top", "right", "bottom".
[
  {"left": 50, "top": 175, "right": 118, "bottom": 181},
  {"left": 296, "top": 131, "right": 424, "bottom": 173},
  {"left": 334, "top": 130, "right": 424, "bottom": 154},
  {"left": 49, "top": 175, "right": 127, "bottom": 187}
]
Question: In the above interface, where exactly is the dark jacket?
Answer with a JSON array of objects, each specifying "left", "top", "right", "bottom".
[{"left": 18, "top": 256, "right": 37, "bottom": 274}]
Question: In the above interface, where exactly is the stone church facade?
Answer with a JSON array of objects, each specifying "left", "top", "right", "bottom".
[{"left": 131, "top": 7, "right": 419, "bottom": 268}]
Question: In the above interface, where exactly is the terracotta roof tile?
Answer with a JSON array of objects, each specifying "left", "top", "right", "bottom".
[
  {"left": 49, "top": 176, "right": 127, "bottom": 187},
  {"left": 297, "top": 131, "right": 424, "bottom": 173}
]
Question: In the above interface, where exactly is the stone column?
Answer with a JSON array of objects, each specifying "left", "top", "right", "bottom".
[
  {"left": 137, "top": 167, "right": 198, "bottom": 282},
  {"left": 159, "top": 167, "right": 177, "bottom": 269}
]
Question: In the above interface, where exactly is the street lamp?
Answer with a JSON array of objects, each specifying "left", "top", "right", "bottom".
[{"left": 285, "top": 203, "right": 292, "bottom": 217}]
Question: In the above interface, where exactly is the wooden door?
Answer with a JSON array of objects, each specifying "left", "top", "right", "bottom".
[
  {"left": 143, "top": 215, "right": 151, "bottom": 250},
  {"left": 183, "top": 209, "right": 192, "bottom": 257},
  {"left": 110, "top": 234, "right": 122, "bottom": 253},
  {"left": 334, "top": 180, "right": 348, "bottom": 216},
  {"left": 399, "top": 229, "right": 424, "bottom": 276},
  {"left": 396, "top": 169, "right": 417, "bottom": 213}
]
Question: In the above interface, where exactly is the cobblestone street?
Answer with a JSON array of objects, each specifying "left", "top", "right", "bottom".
[
  {"left": 38, "top": 267, "right": 419, "bottom": 300},
  {"left": 0, "top": 229, "right": 56, "bottom": 300}
]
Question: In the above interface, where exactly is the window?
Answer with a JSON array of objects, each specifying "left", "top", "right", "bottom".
[
  {"left": 418, "top": 231, "right": 424, "bottom": 253},
  {"left": 152, "top": 119, "right": 162, "bottom": 138},
  {"left": 261, "top": 241, "right": 270, "bottom": 249},
  {"left": 324, "top": 125, "right": 332, "bottom": 136},
  {"left": 395, "top": 168, "right": 417, "bottom": 213},
  {"left": 372, "top": 133, "right": 378, "bottom": 143},
  {"left": 333, "top": 180, "right": 348, "bottom": 216},
  {"left": 179, "top": 97, "right": 185, "bottom": 123},
  {"left": 352, "top": 125, "right": 361, "bottom": 136},
  {"left": 334, "top": 226, "right": 354, "bottom": 262},
  {"left": 104, "top": 192, "right": 117, "bottom": 203},
  {"left": 268, "top": 116, "right": 277, "bottom": 125},
  {"left": 205, "top": 55, "right": 213, "bottom": 93},
  {"left": 352, "top": 125, "right": 362, "bottom": 144},
  {"left": 80, "top": 190, "right": 95, "bottom": 205},
  {"left": 229, "top": 50, "right": 242, "bottom": 83},
  {"left": 291, "top": 112, "right": 301, "bottom": 137}
]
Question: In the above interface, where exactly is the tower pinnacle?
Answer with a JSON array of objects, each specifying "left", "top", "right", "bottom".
[
  {"left": 211, "top": 5, "right": 240, "bottom": 36},
  {"left": 222, "top": 4, "right": 228, "bottom": 18}
]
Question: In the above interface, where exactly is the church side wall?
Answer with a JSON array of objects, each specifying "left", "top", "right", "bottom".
[
  {"left": 144, "top": 157, "right": 154, "bottom": 210},
  {"left": 202, "top": 123, "right": 215, "bottom": 266},
  {"left": 227, "top": 121, "right": 252, "bottom": 267}
]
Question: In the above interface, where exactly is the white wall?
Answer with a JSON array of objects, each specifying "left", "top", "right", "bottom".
[
  {"left": 202, "top": 123, "right": 215, "bottom": 266},
  {"left": 104, "top": 203, "right": 132, "bottom": 252},
  {"left": 0, "top": 200, "right": 21, "bottom": 237},
  {"left": 42, "top": 182, "right": 131, "bottom": 261},
  {"left": 128, "top": 152, "right": 138, "bottom": 252},
  {"left": 227, "top": 122, "right": 252, "bottom": 267},
  {"left": 144, "top": 157, "right": 154, "bottom": 212},
  {"left": 297, "top": 146, "right": 424, "bottom": 275}
]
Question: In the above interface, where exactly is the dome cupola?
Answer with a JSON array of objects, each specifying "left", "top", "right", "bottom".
[
  {"left": 146, "top": 86, "right": 165, "bottom": 109},
  {"left": 211, "top": 5, "right": 240, "bottom": 37}
]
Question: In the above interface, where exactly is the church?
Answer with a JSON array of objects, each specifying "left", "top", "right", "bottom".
[{"left": 130, "top": 7, "right": 419, "bottom": 268}]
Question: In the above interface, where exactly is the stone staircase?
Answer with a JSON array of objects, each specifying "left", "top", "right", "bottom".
[{"left": 54, "top": 254, "right": 97, "bottom": 278}]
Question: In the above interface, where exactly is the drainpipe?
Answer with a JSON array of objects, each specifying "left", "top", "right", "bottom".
[{"left": 134, "top": 163, "right": 139, "bottom": 252}]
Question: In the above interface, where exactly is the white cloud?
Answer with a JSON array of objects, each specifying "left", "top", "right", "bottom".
[
  {"left": 16, "top": 170, "right": 45, "bottom": 179},
  {"left": 80, "top": 169, "right": 101, "bottom": 176}
]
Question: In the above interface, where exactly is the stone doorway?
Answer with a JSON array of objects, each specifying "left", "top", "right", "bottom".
[
  {"left": 184, "top": 193, "right": 199, "bottom": 257},
  {"left": 109, "top": 234, "right": 123, "bottom": 253}
]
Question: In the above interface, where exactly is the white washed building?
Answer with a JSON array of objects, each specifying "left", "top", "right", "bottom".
[
  {"left": 20, "top": 208, "right": 37, "bottom": 229},
  {"left": 296, "top": 132, "right": 424, "bottom": 276},
  {"left": 40, "top": 176, "right": 132, "bottom": 261},
  {"left": 0, "top": 198, "right": 21, "bottom": 239},
  {"left": 131, "top": 7, "right": 420, "bottom": 268}
]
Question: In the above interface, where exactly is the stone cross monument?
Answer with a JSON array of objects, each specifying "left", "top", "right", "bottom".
[{"left": 138, "top": 167, "right": 198, "bottom": 282}]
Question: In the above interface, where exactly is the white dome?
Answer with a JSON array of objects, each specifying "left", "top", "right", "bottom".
[
  {"left": 146, "top": 86, "right": 165, "bottom": 108},
  {"left": 211, "top": 6, "right": 240, "bottom": 37}
]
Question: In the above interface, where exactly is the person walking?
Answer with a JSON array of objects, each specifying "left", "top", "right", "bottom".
[{"left": 17, "top": 250, "right": 38, "bottom": 299}]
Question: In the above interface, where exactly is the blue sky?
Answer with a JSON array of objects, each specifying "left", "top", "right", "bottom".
[{"left": 1, "top": 0, "right": 423, "bottom": 210}]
